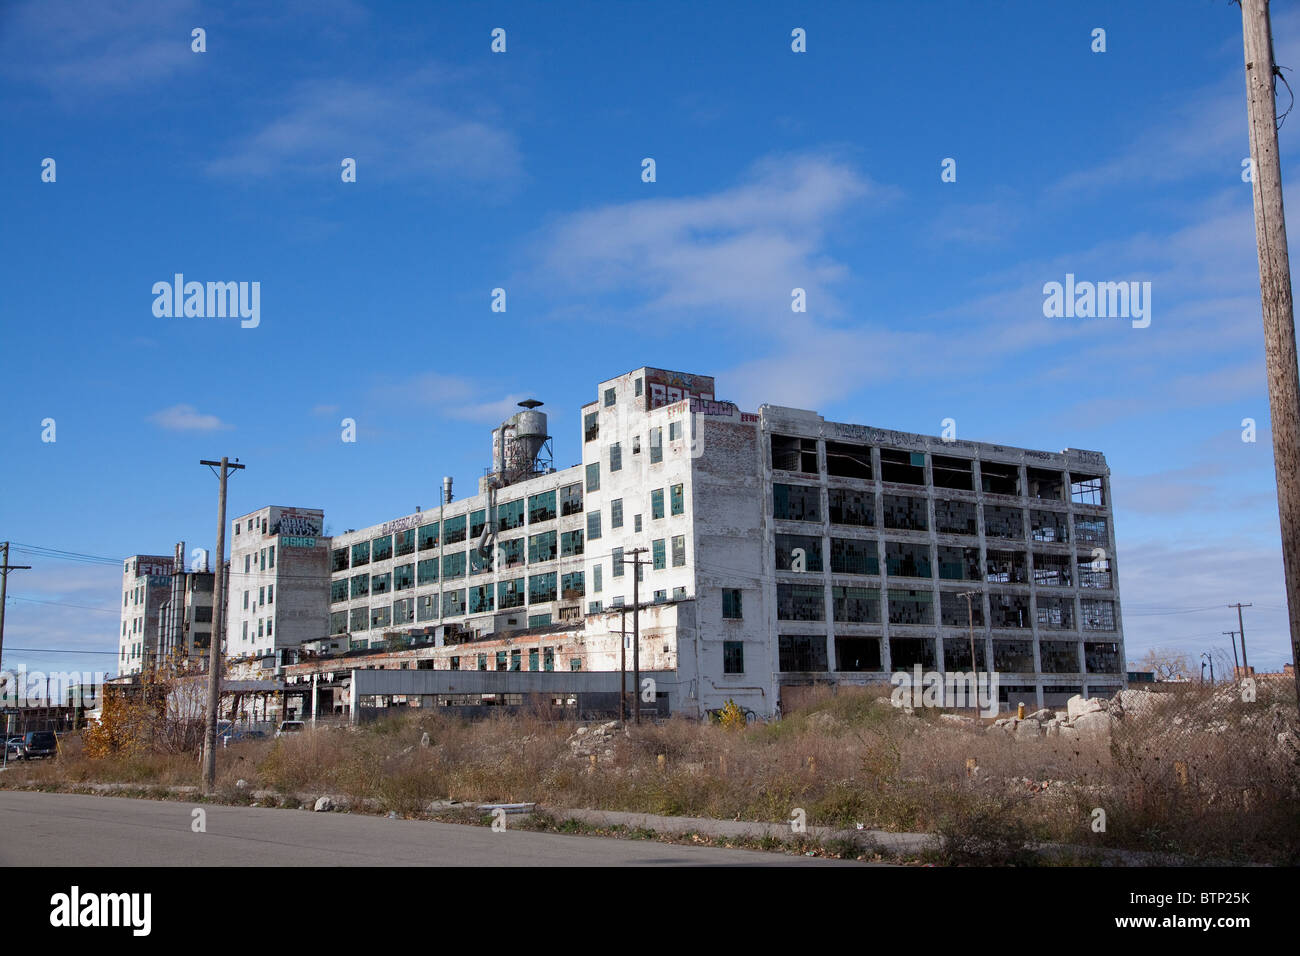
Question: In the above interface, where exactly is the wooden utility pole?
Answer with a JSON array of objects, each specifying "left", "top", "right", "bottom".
[
  {"left": 958, "top": 590, "right": 980, "bottom": 719},
  {"left": 0, "top": 543, "right": 32, "bottom": 683},
  {"left": 624, "top": 548, "right": 647, "bottom": 724},
  {"left": 200, "top": 457, "right": 244, "bottom": 792},
  {"left": 1228, "top": 602, "right": 1253, "bottom": 673},
  {"left": 1223, "top": 630, "right": 1241, "bottom": 676},
  {"left": 618, "top": 608, "right": 627, "bottom": 721},
  {"left": 1240, "top": 0, "right": 1300, "bottom": 709}
]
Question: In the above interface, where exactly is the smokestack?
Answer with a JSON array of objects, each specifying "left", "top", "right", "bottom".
[{"left": 443, "top": 476, "right": 453, "bottom": 504}]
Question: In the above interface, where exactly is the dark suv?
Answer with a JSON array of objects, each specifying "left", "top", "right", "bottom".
[{"left": 18, "top": 731, "right": 57, "bottom": 760}]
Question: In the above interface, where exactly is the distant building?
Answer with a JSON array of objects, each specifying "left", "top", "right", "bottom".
[{"left": 118, "top": 554, "right": 176, "bottom": 676}]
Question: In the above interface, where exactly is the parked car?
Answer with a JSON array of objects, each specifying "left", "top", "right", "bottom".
[
  {"left": 231, "top": 729, "right": 266, "bottom": 741},
  {"left": 4, "top": 737, "right": 23, "bottom": 762},
  {"left": 17, "top": 731, "right": 58, "bottom": 760},
  {"left": 275, "top": 720, "right": 305, "bottom": 738}
]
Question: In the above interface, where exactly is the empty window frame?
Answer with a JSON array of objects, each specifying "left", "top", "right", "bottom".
[
  {"left": 528, "top": 491, "right": 556, "bottom": 524},
  {"left": 1070, "top": 474, "right": 1105, "bottom": 506},
  {"left": 777, "top": 582, "right": 825, "bottom": 621},
  {"left": 560, "top": 529, "right": 584, "bottom": 557},
  {"left": 1032, "top": 552, "right": 1072, "bottom": 587},
  {"left": 1040, "top": 640, "right": 1080, "bottom": 673},
  {"left": 932, "top": 455, "right": 974, "bottom": 491},
  {"left": 778, "top": 634, "right": 828, "bottom": 671},
  {"left": 418, "top": 522, "right": 440, "bottom": 550},
  {"left": 993, "top": 640, "right": 1035, "bottom": 673},
  {"left": 983, "top": 505, "right": 1024, "bottom": 539},
  {"left": 824, "top": 440, "right": 872, "bottom": 479},
  {"left": 561, "top": 570, "right": 585, "bottom": 599},
  {"left": 584, "top": 411, "right": 599, "bottom": 442},
  {"left": 835, "top": 636, "right": 882, "bottom": 671},
  {"left": 443, "top": 514, "right": 467, "bottom": 544},
  {"left": 880, "top": 448, "right": 925, "bottom": 485},
  {"left": 528, "top": 531, "right": 557, "bottom": 564},
  {"left": 883, "top": 493, "right": 928, "bottom": 531},
  {"left": 528, "top": 572, "right": 557, "bottom": 604},
  {"left": 1078, "top": 552, "right": 1113, "bottom": 589},
  {"left": 1080, "top": 599, "right": 1116, "bottom": 631},
  {"left": 560, "top": 482, "right": 583, "bottom": 517},
  {"left": 1085, "top": 641, "right": 1122, "bottom": 673},
  {"left": 772, "top": 434, "right": 819, "bottom": 473},
  {"left": 498, "top": 537, "right": 525, "bottom": 569},
  {"left": 828, "top": 487, "right": 874, "bottom": 527},
  {"left": 937, "top": 546, "right": 981, "bottom": 581},
  {"left": 887, "top": 588, "right": 933, "bottom": 625},
  {"left": 985, "top": 549, "right": 1028, "bottom": 585},
  {"left": 776, "top": 533, "right": 824, "bottom": 572},
  {"left": 942, "top": 636, "right": 986, "bottom": 670},
  {"left": 980, "top": 461, "right": 1021, "bottom": 496},
  {"left": 939, "top": 590, "right": 983, "bottom": 626},
  {"left": 773, "top": 483, "right": 821, "bottom": 522},
  {"left": 832, "top": 585, "right": 880, "bottom": 623},
  {"left": 1074, "top": 516, "right": 1108, "bottom": 544},
  {"left": 828, "top": 534, "right": 879, "bottom": 578},
  {"left": 1036, "top": 596, "right": 1075, "bottom": 630},
  {"left": 1031, "top": 509, "right": 1069, "bottom": 543},
  {"left": 989, "top": 592, "right": 1030, "bottom": 629},
  {"left": 1027, "top": 467, "right": 1065, "bottom": 501},
  {"left": 889, "top": 637, "right": 936, "bottom": 670},
  {"left": 933, "top": 498, "right": 978, "bottom": 536},
  {"left": 885, "top": 541, "right": 932, "bottom": 579}
]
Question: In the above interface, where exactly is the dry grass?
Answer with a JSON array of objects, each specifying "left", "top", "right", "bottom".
[{"left": 7, "top": 682, "right": 1298, "bottom": 864}]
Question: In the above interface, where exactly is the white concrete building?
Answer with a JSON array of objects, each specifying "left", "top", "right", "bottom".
[{"left": 118, "top": 554, "right": 175, "bottom": 675}]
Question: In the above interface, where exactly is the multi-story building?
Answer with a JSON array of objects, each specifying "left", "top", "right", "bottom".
[
  {"left": 225, "top": 506, "right": 329, "bottom": 666},
  {"left": 266, "top": 366, "right": 1127, "bottom": 716},
  {"left": 118, "top": 554, "right": 176, "bottom": 675},
  {"left": 155, "top": 542, "right": 218, "bottom": 667}
]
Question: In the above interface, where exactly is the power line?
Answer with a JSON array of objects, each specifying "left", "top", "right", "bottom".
[{"left": 5, "top": 596, "right": 118, "bottom": 614}]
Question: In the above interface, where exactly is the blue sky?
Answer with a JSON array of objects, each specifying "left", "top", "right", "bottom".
[{"left": 1, "top": 0, "right": 1295, "bottom": 679}]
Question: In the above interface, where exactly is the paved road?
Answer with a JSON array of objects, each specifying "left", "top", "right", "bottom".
[{"left": 0, "top": 791, "right": 854, "bottom": 866}]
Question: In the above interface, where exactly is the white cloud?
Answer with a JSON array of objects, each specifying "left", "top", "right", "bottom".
[{"left": 147, "top": 404, "right": 233, "bottom": 432}]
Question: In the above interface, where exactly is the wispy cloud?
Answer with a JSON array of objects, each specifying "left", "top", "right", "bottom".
[
  {"left": 147, "top": 404, "right": 233, "bottom": 432},
  {"left": 374, "top": 373, "right": 529, "bottom": 424}
]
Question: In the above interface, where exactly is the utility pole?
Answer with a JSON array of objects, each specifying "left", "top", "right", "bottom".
[
  {"left": 1240, "top": 0, "right": 1300, "bottom": 710},
  {"left": 623, "top": 548, "right": 646, "bottom": 724},
  {"left": 200, "top": 457, "right": 243, "bottom": 792},
  {"left": 618, "top": 608, "right": 627, "bottom": 721},
  {"left": 0, "top": 543, "right": 32, "bottom": 687},
  {"left": 1223, "top": 630, "right": 1241, "bottom": 677},
  {"left": 1228, "top": 603, "right": 1253, "bottom": 673},
  {"left": 957, "top": 590, "right": 980, "bottom": 719},
  {"left": 1202, "top": 652, "right": 1215, "bottom": 685}
]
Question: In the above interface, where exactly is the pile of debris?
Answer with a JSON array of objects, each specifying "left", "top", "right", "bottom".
[
  {"left": 567, "top": 721, "right": 624, "bottom": 758},
  {"left": 988, "top": 689, "right": 1164, "bottom": 741}
]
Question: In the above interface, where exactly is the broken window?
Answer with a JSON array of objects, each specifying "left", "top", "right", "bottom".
[
  {"left": 772, "top": 434, "right": 819, "bottom": 473},
  {"left": 652, "top": 538, "right": 666, "bottom": 569},
  {"left": 1027, "top": 467, "right": 1065, "bottom": 501},
  {"left": 498, "top": 537, "right": 525, "bottom": 568},
  {"left": 418, "top": 522, "right": 440, "bottom": 550},
  {"left": 351, "top": 541, "right": 370, "bottom": 567},
  {"left": 777, "top": 582, "right": 824, "bottom": 620},
  {"left": 584, "top": 411, "right": 599, "bottom": 442},
  {"left": 774, "top": 483, "right": 821, "bottom": 522},
  {"left": 722, "top": 588, "right": 743, "bottom": 619},
  {"left": 609, "top": 442, "right": 622, "bottom": 472},
  {"left": 980, "top": 461, "right": 1021, "bottom": 496},
  {"left": 940, "top": 590, "right": 983, "bottom": 626},
  {"left": 350, "top": 573, "right": 369, "bottom": 598},
  {"left": 835, "top": 636, "right": 882, "bottom": 671},
  {"left": 417, "top": 557, "right": 438, "bottom": 585},
  {"left": 585, "top": 463, "right": 600, "bottom": 492},
  {"left": 983, "top": 504, "right": 1024, "bottom": 539},
  {"left": 528, "top": 531, "right": 557, "bottom": 563},
  {"left": 1085, "top": 641, "right": 1122, "bottom": 673},
  {"left": 395, "top": 529, "right": 416, "bottom": 557},
  {"left": 610, "top": 499, "right": 623, "bottom": 529},
  {"left": 1074, "top": 516, "right": 1108, "bottom": 544},
  {"left": 942, "top": 636, "right": 986, "bottom": 670},
  {"left": 649, "top": 427, "right": 663, "bottom": 463},
  {"left": 330, "top": 579, "right": 348, "bottom": 603},
  {"left": 498, "top": 499, "right": 526, "bottom": 530},
  {"left": 778, "top": 634, "right": 828, "bottom": 671},
  {"left": 393, "top": 564, "right": 414, "bottom": 591},
  {"left": 1070, "top": 473, "right": 1104, "bottom": 506},
  {"left": 331, "top": 547, "right": 349, "bottom": 572},
  {"left": 723, "top": 641, "right": 745, "bottom": 674},
  {"left": 442, "top": 590, "right": 464, "bottom": 616},
  {"left": 828, "top": 487, "right": 874, "bottom": 526},
  {"left": 371, "top": 571, "right": 391, "bottom": 595},
  {"left": 528, "top": 491, "right": 556, "bottom": 524},
  {"left": 417, "top": 594, "right": 439, "bottom": 621},
  {"left": 880, "top": 448, "right": 925, "bottom": 485},
  {"left": 349, "top": 606, "right": 368, "bottom": 631},
  {"left": 937, "top": 545, "right": 981, "bottom": 581},
  {"left": 329, "top": 611, "right": 348, "bottom": 635},
  {"left": 1036, "top": 596, "right": 1074, "bottom": 630},
  {"left": 1080, "top": 599, "right": 1116, "bottom": 631},
  {"left": 1030, "top": 509, "right": 1069, "bottom": 543},
  {"left": 671, "top": 535, "right": 686, "bottom": 567},
  {"left": 830, "top": 537, "right": 879, "bottom": 575},
  {"left": 832, "top": 585, "right": 880, "bottom": 623},
  {"left": 587, "top": 511, "right": 601, "bottom": 540},
  {"left": 886, "top": 541, "right": 932, "bottom": 579},
  {"left": 651, "top": 488, "right": 665, "bottom": 519},
  {"left": 889, "top": 637, "right": 936, "bottom": 669},
  {"left": 1078, "top": 552, "right": 1113, "bottom": 589},
  {"left": 988, "top": 592, "right": 1030, "bottom": 628},
  {"left": 612, "top": 547, "right": 624, "bottom": 578},
  {"left": 527, "top": 572, "right": 556, "bottom": 604},
  {"left": 392, "top": 598, "right": 414, "bottom": 626},
  {"left": 883, "top": 493, "right": 928, "bottom": 531},
  {"left": 560, "top": 529, "right": 584, "bottom": 557},
  {"left": 470, "top": 509, "right": 488, "bottom": 539},
  {"left": 932, "top": 455, "right": 974, "bottom": 491},
  {"left": 469, "top": 548, "right": 493, "bottom": 576},
  {"left": 992, "top": 640, "right": 1035, "bottom": 673},
  {"left": 561, "top": 570, "right": 585, "bottom": 599},
  {"left": 887, "top": 588, "right": 933, "bottom": 625},
  {"left": 370, "top": 605, "right": 391, "bottom": 628},
  {"left": 1032, "top": 552, "right": 1072, "bottom": 587},
  {"left": 604, "top": 388, "right": 616, "bottom": 407},
  {"left": 825, "top": 440, "right": 872, "bottom": 479},
  {"left": 372, "top": 535, "right": 393, "bottom": 562},
  {"left": 441, "top": 551, "right": 466, "bottom": 578},
  {"left": 1040, "top": 640, "right": 1080, "bottom": 673},
  {"left": 776, "top": 533, "right": 823, "bottom": 572},
  {"left": 469, "top": 585, "right": 494, "bottom": 614},
  {"left": 443, "top": 514, "right": 467, "bottom": 544},
  {"left": 984, "top": 549, "right": 1028, "bottom": 584},
  {"left": 670, "top": 483, "right": 685, "bottom": 516},
  {"left": 560, "top": 483, "right": 583, "bottom": 516},
  {"left": 934, "top": 498, "right": 978, "bottom": 536}
]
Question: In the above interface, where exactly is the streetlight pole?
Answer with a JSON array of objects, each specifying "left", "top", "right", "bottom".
[{"left": 200, "top": 457, "right": 243, "bottom": 792}]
